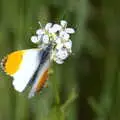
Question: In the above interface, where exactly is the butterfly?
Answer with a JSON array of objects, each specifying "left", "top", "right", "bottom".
[{"left": 1, "top": 44, "right": 52, "bottom": 98}]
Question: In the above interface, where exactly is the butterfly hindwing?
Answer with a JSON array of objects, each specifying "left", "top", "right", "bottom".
[
  {"left": 28, "top": 45, "right": 52, "bottom": 98},
  {"left": 28, "top": 59, "right": 50, "bottom": 98}
]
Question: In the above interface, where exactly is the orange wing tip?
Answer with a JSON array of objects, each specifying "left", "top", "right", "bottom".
[{"left": 1, "top": 51, "right": 24, "bottom": 76}]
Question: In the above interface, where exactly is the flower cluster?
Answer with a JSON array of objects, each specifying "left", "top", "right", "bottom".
[{"left": 31, "top": 20, "right": 75, "bottom": 64}]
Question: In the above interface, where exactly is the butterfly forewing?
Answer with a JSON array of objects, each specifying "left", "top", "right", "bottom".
[{"left": 1, "top": 49, "right": 43, "bottom": 92}]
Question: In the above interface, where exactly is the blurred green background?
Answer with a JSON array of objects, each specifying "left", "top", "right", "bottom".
[{"left": 0, "top": 0, "right": 120, "bottom": 120}]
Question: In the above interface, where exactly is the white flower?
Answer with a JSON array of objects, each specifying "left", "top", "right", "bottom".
[
  {"left": 31, "top": 20, "right": 75, "bottom": 64},
  {"left": 59, "top": 20, "right": 75, "bottom": 42},
  {"left": 55, "top": 37, "right": 61, "bottom": 44},
  {"left": 42, "top": 35, "right": 49, "bottom": 44},
  {"left": 45, "top": 23, "right": 52, "bottom": 30},
  {"left": 31, "top": 36, "right": 39, "bottom": 43},
  {"left": 36, "top": 29, "right": 44, "bottom": 35},
  {"left": 65, "top": 28, "right": 75, "bottom": 34},
  {"left": 60, "top": 20, "right": 67, "bottom": 27},
  {"left": 56, "top": 48, "right": 69, "bottom": 60},
  {"left": 64, "top": 40, "right": 72, "bottom": 49},
  {"left": 56, "top": 43, "right": 63, "bottom": 49},
  {"left": 59, "top": 31, "right": 70, "bottom": 40},
  {"left": 54, "top": 58, "right": 64, "bottom": 64},
  {"left": 53, "top": 24, "right": 62, "bottom": 31},
  {"left": 50, "top": 50, "right": 64, "bottom": 64},
  {"left": 49, "top": 24, "right": 62, "bottom": 33}
]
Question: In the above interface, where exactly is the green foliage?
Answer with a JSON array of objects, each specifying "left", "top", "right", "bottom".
[{"left": 0, "top": 0, "right": 120, "bottom": 120}]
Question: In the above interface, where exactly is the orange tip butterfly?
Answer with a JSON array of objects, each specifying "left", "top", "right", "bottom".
[
  {"left": 1, "top": 20, "right": 75, "bottom": 98},
  {"left": 1, "top": 44, "right": 52, "bottom": 98}
]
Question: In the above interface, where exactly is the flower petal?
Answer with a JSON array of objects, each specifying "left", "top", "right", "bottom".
[
  {"left": 36, "top": 29, "right": 44, "bottom": 35},
  {"left": 56, "top": 43, "right": 64, "bottom": 49},
  {"left": 60, "top": 20, "right": 67, "bottom": 27},
  {"left": 54, "top": 58, "right": 64, "bottom": 64},
  {"left": 42, "top": 35, "right": 49, "bottom": 44},
  {"left": 48, "top": 28, "right": 56, "bottom": 33},
  {"left": 63, "top": 33, "right": 70, "bottom": 40},
  {"left": 55, "top": 37, "right": 62, "bottom": 44},
  {"left": 49, "top": 24, "right": 61, "bottom": 33},
  {"left": 52, "top": 24, "right": 62, "bottom": 32},
  {"left": 65, "top": 28, "right": 75, "bottom": 34},
  {"left": 45, "top": 23, "right": 52, "bottom": 30},
  {"left": 56, "top": 48, "right": 69, "bottom": 60},
  {"left": 64, "top": 40, "right": 72, "bottom": 49},
  {"left": 31, "top": 36, "right": 39, "bottom": 43},
  {"left": 60, "top": 31, "right": 70, "bottom": 40}
]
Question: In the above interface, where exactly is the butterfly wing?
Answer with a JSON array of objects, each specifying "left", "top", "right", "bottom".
[
  {"left": 28, "top": 44, "right": 52, "bottom": 98},
  {"left": 1, "top": 48, "right": 43, "bottom": 92},
  {"left": 28, "top": 59, "right": 50, "bottom": 98}
]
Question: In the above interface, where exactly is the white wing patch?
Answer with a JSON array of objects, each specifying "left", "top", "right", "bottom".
[{"left": 12, "top": 49, "right": 41, "bottom": 92}]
